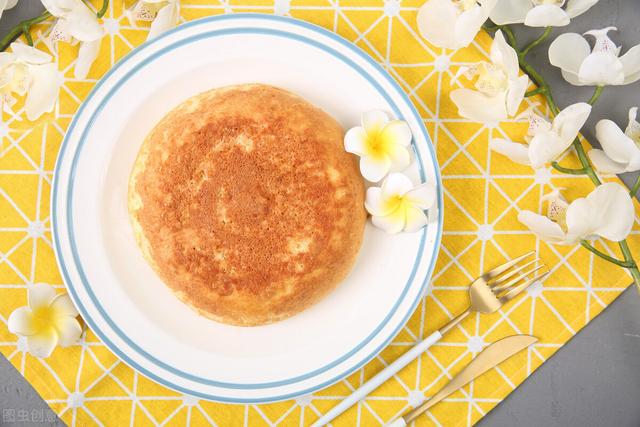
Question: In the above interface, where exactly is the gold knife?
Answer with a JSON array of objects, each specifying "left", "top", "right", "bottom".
[{"left": 387, "top": 335, "right": 538, "bottom": 427}]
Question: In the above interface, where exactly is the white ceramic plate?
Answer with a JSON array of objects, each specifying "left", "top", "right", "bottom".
[{"left": 52, "top": 14, "right": 443, "bottom": 402}]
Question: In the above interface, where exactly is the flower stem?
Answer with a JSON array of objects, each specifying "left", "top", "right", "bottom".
[
  {"left": 551, "top": 162, "right": 586, "bottom": 175},
  {"left": 588, "top": 85, "right": 604, "bottom": 105},
  {"left": 522, "top": 27, "right": 553, "bottom": 57},
  {"left": 525, "top": 87, "right": 545, "bottom": 97},
  {"left": 630, "top": 174, "right": 640, "bottom": 197},
  {"left": 619, "top": 241, "right": 640, "bottom": 291},
  {"left": 97, "top": 0, "right": 109, "bottom": 18},
  {"left": 0, "top": 11, "right": 52, "bottom": 51},
  {"left": 580, "top": 241, "right": 635, "bottom": 268}
]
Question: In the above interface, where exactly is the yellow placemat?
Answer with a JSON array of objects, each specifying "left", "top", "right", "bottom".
[{"left": 0, "top": 1, "right": 639, "bottom": 426}]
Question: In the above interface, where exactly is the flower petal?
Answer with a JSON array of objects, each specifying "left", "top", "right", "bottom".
[
  {"left": 28, "top": 284, "right": 57, "bottom": 309},
  {"left": 563, "top": 197, "right": 591, "bottom": 243},
  {"left": 491, "top": 31, "right": 519, "bottom": 79},
  {"left": 67, "top": 6, "right": 104, "bottom": 41},
  {"left": 619, "top": 44, "right": 640, "bottom": 84},
  {"left": 50, "top": 294, "right": 79, "bottom": 317},
  {"left": 548, "top": 33, "right": 591, "bottom": 75},
  {"left": 41, "top": 0, "right": 75, "bottom": 17},
  {"left": 625, "top": 106, "right": 640, "bottom": 140},
  {"left": 404, "top": 206, "right": 428, "bottom": 233},
  {"left": 524, "top": 5, "right": 570, "bottom": 27},
  {"left": 147, "top": 2, "right": 179, "bottom": 40},
  {"left": 561, "top": 69, "right": 585, "bottom": 86},
  {"left": 379, "top": 120, "right": 412, "bottom": 147},
  {"left": 27, "top": 327, "right": 58, "bottom": 358},
  {"left": 405, "top": 182, "right": 436, "bottom": 209},
  {"left": 552, "top": 102, "right": 591, "bottom": 144},
  {"left": 386, "top": 144, "right": 411, "bottom": 172},
  {"left": 360, "top": 155, "right": 390, "bottom": 183},
  {"left": 7, "top": 306, "right": 37, "bottom": 336},
  {"left": 578, "top": 52, "right": 625, "bottom": 85},
  {"left": 344, "top": 126, "right": 367, "bottom": 155},
  {"left": 453, "top": 0, "right": 495, "bottom": 49},
  {"left": 5, "top": 0, "right": 17, "bottom": 9},
  {"left": 518, "top": 210, "right": 566, "bottom": 243},
  {"left": 506, "top": 75, "right": 529, "bottom": 116},
  {"left": 565, "top": 0, "right": 600, "bottom": 18},
  {"left": 417, "top": 0, "right": 461, "bottom": 49},
  {"left": 382, "top": 172, "right": 414, "bottom": 198},
  {"left": 371, "top": 208, "right": 406, "bottom": 234},
  {"left": 595, "top": 118, "right": 639, "bottom": 163},
  {"left": 55, "top": 316, "right": 82, "bottom": 347},
  {"left": 489, "top": 0, "right": 532, "bottom": 25},
  {"left": 365, "top": 187, "right": 395, "bottom": 216},
  {"left": 588, "top": 148, "right": 629, "bottom": 174},
  {"left": 490, "top": 138, "right": 531, "bottom": 165},
  {"left": 527, "top": 130, "right": 566, "bottom": 168},
  {"left": 74, "top": 39, "right": 101, "bottom": 80},
  {"left": 450, "top": 88, "right": 508, "bottom": 122},
  {"left": 362, "top": 110, "right": 388, "bottom": 134},
  {"left": 25, "top": 63, "right": 59, "bottom": 121},
  {"left": 573, "top": 183, "right": 634, "bottom": 241},
  {"left": 10, "top": 43, "right": 51, "bottom": 65}
]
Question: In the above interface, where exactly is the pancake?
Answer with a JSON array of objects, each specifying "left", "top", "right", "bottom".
[{"left": 128, "top": 84, "right": 366, "bottom": 326}]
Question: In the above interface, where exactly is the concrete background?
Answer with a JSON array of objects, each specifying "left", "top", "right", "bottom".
[{"left": 0, "top": 1, "right": 639, "bottom": 426}]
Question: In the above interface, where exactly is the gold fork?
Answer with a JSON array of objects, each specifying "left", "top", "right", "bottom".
[{"left": 312, "top": 251, "right": 548, "bottom": 427}]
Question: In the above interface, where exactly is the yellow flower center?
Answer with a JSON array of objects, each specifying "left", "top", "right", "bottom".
[
  {"left": 455, "top": 0, "right": 478, "bottom": 12},
  {"left": 364, "top": 128, "right": 393, "bottom": 160},
  {"left": 31, "top": 306, "right": 57, "bottom": 332},
  {"left": 474, "top": 63, "right": 508, "bottom": 97}
]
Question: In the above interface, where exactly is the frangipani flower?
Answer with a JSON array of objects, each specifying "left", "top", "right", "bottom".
[
  {"left": 416, "top": 0, "right": 497, "bottom": 50},
  {"left": 41, "top": 0, "right": 104, "bottom": 79},
  {"left": 344, "top": 110, "right": 412, "bottom": 182},
  {"left": 7, "top": 284, "right": 82, "bottom": 358},
  {"left": 518, "top": 183, "right": 634, "bottom": 244},
  {"left": 490, "top": 102, "right": 591, "bottom": 168},
  {"left": 0, "top": 42, "right": 59, "bottom": 121},
  {"left": 589, "top": 107, "right": 640, "bottom": 173},
  {"left": 0, "top": 0, "right": 18, "bottom": 21},
  {"left": 549, "top": 27, "right": 640, "bottom": 86},
  {"left": 490, "top": 0, "right": 598, "bottom": 27},
  {"left": 365, "top": 173, "right": 436, "bottom": 234},
  {"left": 450, "top": 31, "right": 529, "bottom": 122},
  {"left": 126, "top": 0, "right": 180, "bottom": 40}
]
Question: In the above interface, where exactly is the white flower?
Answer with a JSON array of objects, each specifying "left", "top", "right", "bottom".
[
  {"left": 518, "top": 183, "right": 634, "bottom": 244},
  {"left": 416, "top": 0, "right": 497, "bottom": 50},
  {"left": 549, "top": 27, "right": 640, "bottom": 86},
  {"left": 126, "top": 0, "right": 180, "bottom": 40},
  {"left": 41, "top": 0, "right": 104, "bottom": 79},
  {"left": 344, "top": 110, "right": 412, "bottom": 182},
  {"left": 0, "top": 43, "right": 59, "bottom": 121},
  {"left": 589, "top": 107, "right": 640, "bottom": 174},
  {"left": 490, "top": 102, "right": 591, "bottom": 168},
  {"left": 365, "top": 173, "right": 436, "bottom": 234},
  {"left": 7, "top": 284, "right": 82, "bottom": 358},
  {"left": 0, "top": 0, "right": 18, "bottom": 20},
  {"left": 450, "top": 31, "right": 529, "bottom": 122},
  {"left": 490, "top": 0, "right": 598, "bottom": 27}
]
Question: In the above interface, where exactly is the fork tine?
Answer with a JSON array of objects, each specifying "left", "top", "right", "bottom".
[
  {"left": 489, "top": 258, "right": 539, "bottom": 289},
  {"left": 498, "top": 271, "right": 550, "bottom": 304},
  {"left": 491, "top": 263, "right": 545, "bottom": 293},
  {"left": 483, "top": 251, "right": 535, "bottom": 279}
]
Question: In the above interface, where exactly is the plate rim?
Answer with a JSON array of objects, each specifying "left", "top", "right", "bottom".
[{"left": 52, "top": 13, "right": 444, "bottom": 402}]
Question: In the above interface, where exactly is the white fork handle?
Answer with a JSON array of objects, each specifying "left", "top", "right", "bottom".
[{"left": 312, "top": 330, "right": 443, "bottom": 427}]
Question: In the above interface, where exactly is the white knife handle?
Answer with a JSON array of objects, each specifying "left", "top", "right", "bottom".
[{"left": 312, "top": 330, "right": 443, "bottom": 427}]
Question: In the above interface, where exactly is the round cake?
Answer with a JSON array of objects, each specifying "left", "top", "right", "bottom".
[{"left": 128, "top": 84, "right": 366, "bottom": 326}]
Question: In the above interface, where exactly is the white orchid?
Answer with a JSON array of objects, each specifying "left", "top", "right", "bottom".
[
  {"left": 416, "top": 0, "right": 497, "bottom": 50},
  {"left": 365, "top": 173, "right": 436, "bottom": 234},
  {"left": 7, "top": 284, "right": 82, "bottom": 358},
  {"left": 490, "top": 102, "right": 591, "bottom": 168},
  {"left": 490, "top": 0, "right": 598, "bottom": 27},
  {"left": 518, "top": 183, "right": 634, "bottom": 244},
  {"left": 41, "top": 0, "right": 104, "bottom": 80},
  {"left": 126, "top": 0, "right": 180, "bottom": 41},
  {"left": 0, "top": 0, "right": 18, "bottom": 20},
  {"left": 549, "top": 27, "right": 640, "bottom": 86},
  {"left": 0, "top": 43, "right": 59, "bottom": 121},
  {"left": 344, "top": 110, "right": 412, "bottom": 183},
  {"left": 450, "top": 31, "right": 529, "bottom": 122},
  {"left": 589, "top": 107, "right": 640, "bottom": 174}
]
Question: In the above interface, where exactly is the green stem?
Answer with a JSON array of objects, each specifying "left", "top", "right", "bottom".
[
  {"left": 619, "top": 241, "right": 640, "bottom": 291},
  {"left": 630, "top": 174, "right": 640, "bottom": 197},
  {"left": 0, "top": 11, "right": 51, "bottom": 52},
  {"left": 499, "top": 24, "right": 518, "bottom": 50},
  {"left": 97, "top": 0, "right": 109, "bottom": 18},
  {"left": 551, "top": 162, "right": 586, "bottom": 175},
  {"left": 588, "top": 85, "right": 604, "bottom": 105},
  {"left": 525, "top": 87, "right": 545, "bottom": 97},
  {"left": 580, "top": 241, "right": 635, "bottom": 268},
  {"left": 522, "top": 27, "right": 552, "bottom": 57},
  {"left": 572, "top": 137, "right": 601, "bottom": 185}
]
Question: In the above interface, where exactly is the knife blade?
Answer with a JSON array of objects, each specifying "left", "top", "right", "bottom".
[{"left": 388, "top": 334, "right": 538, "bottom": 427}]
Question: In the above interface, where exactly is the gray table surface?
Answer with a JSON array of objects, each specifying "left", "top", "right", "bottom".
[{"left": 1, "top": 1, "right": 639, "bottom": 426}]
